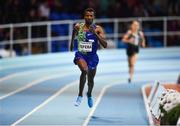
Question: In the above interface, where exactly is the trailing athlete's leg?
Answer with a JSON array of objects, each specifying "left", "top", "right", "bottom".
[{"left": 128, "top": 54, "right": 138, "bottom": 83}]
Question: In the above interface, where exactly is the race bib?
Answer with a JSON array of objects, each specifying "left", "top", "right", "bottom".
[{"left": 79, "top": 42, "right": 92, "bottom": 52}]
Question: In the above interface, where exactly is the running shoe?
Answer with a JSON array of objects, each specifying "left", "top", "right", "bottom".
[
  {"left": 74, "top": 96, "right": 82, "bottom": 107},
  {"left": 87, "top": 95, "right": 93, "bottom": 108}
]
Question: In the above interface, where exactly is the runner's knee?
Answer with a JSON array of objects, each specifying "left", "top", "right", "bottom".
[
  {"left": 129, "top": 63, "right": 134, "bottom": 68},
  {"left": 88, "top": 78, "right": 94, "bottom": 84},
  {"left": 81, "top": 69, "right": 88, "bottom": 75}
]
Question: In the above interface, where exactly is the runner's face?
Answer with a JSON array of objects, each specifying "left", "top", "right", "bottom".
[
  {"left": 131, "top": 21, "right": 140, "bottom": 31},
  {"left": 84, "top": 11, "right": 94, "bottom": 25}
]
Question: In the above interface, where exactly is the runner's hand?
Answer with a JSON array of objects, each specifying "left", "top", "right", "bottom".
[
  {"left": 89, "top": 25, "right": 96, "bottom": 34},
  {"left": 73, "top": 26, "right": 78, "bottom": 33},
  {"left": 128, "top": 38, "right": 135, "bottom": 44}
]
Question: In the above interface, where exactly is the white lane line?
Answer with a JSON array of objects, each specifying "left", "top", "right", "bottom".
[
  {"left": 10, "top": 80, "right": 78, "bottom": 126},
  {"left": 1, "top": 70, "right": 177, "bottom": 100},
  {"left": 0, "top": 55, "right": 73, "bottom": 71},
  {"left": 0, "top": 66, "right": 177, "bottom": 86},
  {"left": 82, "top": 80, "right": 122, "bottom": 126},
  {"left": 0, "top": 72, "right": 33, "bottom": 84},
  {"left": 0, "top": 62, "right": 71, "bottom": 71},
  {"left": 0, "top": 66, "right": 76, "bottom": 84},
  {"left": 0, "top": 73, "right": 74, "bottom": 100},
  {"left": 0, "top": 48, "right": 179, "bottom": 72}
]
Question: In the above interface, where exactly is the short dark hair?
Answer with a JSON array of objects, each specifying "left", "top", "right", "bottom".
[{"left": 84, "top": 8, "right": 95, "bottom": 16}]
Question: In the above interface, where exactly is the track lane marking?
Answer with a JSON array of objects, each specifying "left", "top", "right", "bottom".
[
  {"left": 11, "top": 80, "right": 78, "bottom": 126},
  {"left": 0, "top": 73, "right": 75, "bottom": 100},
  {"left": 82, "top": 80, "right": 123, "bottom": 126}
]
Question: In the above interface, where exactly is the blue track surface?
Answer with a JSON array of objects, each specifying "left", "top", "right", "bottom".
[{"left": 0, "top": 47, "right": 179, "bottom": 126}]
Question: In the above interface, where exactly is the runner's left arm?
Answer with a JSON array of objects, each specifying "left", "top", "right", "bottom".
[
  {"left": 139, "top": 31, "right": 146, "bottom": 48},
  {"left": 70, "top": 24, "right": 79, "bottom": 51},
  {"left": 90, "top": 25, "right": 107, "bottom": 48}
]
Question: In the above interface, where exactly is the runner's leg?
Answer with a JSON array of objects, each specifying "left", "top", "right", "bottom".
[
  {"left": 87, "top": 68, "right": 97, "bottom": 97},
  {"left": 76, "top": 59, "right": 88, "bottom": 96}
]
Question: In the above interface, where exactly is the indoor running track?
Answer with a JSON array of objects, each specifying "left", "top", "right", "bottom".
[{"left": 0, "top": 47, "right": 180, "bottom": 126}]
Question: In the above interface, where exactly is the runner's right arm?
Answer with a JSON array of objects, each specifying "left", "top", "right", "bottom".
[
  {"left": 90, "top": 25, "right": 107, "bottom": 48},
  {"left": 122, "top": 30, "right": 134, "bottom": 44},
  {"left": 70, "top": 23, "right": 79, "bottom": 51}
]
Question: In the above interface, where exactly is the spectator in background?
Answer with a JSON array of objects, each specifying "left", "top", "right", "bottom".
[
  {"left": 0, "top": 0, "right": 179, "bottom": 24},
  {"left": 133, "top": 3, "right": 149, "bottom": 17},
  {"left": 38, "top": 0, "right": 50, "bottom": 21},
  {"left": 0, "top": 45, "right": 16, "bottom": 58}
]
